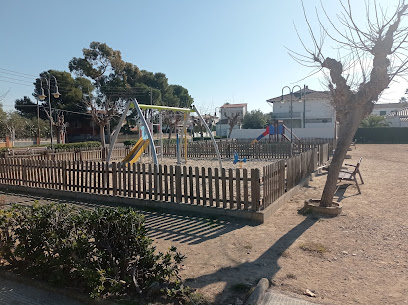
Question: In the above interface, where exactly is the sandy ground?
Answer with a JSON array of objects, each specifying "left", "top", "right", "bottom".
[
  {"left": 138, "top": 156, "right": 281, "bottom": 171},
  {"left": 1, "top": 144, "right": 407, "bottom": 305}
]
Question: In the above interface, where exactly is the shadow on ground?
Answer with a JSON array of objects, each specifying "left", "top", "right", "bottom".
[
  {"left": 0, "top": 191, "right": 248, "bottom": 245},
  {"left": 185, "top": 215, "right": 319, "bottom": 304}
]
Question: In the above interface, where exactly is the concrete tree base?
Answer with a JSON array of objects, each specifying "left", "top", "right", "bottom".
[{"left": 303, "top": 199, "right": 342, "bottom": 216}]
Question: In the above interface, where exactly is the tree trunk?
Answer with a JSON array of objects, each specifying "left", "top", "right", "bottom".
[
  {"left": 56, "top": 126, "right": 63, "bottom": 144},
  {"left": 168, "top": 126, "right": 173, "bottom": 140},
  {"left": 99, "top": 124, "right": 106, "bottom": 148},
  {"left": 320, "top": 108, "right": 363, "bottom": 207},
  {"left": 228, "top": 126, "right": 233, "bottom": 138}
]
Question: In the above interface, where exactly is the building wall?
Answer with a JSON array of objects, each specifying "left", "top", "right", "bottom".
[
  {"left": 272, "top": 98, "right": 335, "bottom": 128},
  {"left": 372, "top": 103, "right": 408, "bottom": 116},
  {"left": 216, "top": 123, "right": 240, "bottom": 138},
  {"left": 220, "top": 105, "right": 247, "bottom": 121},
  {"left": 230, "top": 126, "right": 336, "bottom": 139}
]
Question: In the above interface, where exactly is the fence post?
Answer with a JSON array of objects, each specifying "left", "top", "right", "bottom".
[
  {"left": 175, "top": 166, "right": 182, "bottom": 203},
  {"left": 251, "top": 169, "right": 261, "bottom": 211},
  {"left": 112, "top": 162, "right": 117, "bottom": 196}
]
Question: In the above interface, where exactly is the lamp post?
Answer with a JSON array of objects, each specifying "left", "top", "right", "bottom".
[
  {"left": 38, "top": 74, "right": 61, "bottom": 149},
  {"left": 36, "top": 97, "right": 40, "bottom": 145},
  {"left": 281, "top": 85, "right": 304, "bottom": 142},
  {"left": 215, "top": 107, "right": 222, "bottom": 138}
]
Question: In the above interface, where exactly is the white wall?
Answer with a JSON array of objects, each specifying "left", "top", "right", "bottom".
[
  {"left": 216, "top": 123, "right": 240, "bottom": 137},
  {"left": 273, "top": 98, "right": 336, "bottom": 129},
  {"left": 372, "top": 103, "right": 407, "bottom": 116},
  {"left": 230, "top": 126, "right": 336, "bottom": 139},
  {"left": 385, "top": 116, "right": 401, "bottom": 127}
]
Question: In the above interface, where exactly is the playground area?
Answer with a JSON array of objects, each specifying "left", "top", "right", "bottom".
[{"left": 1, "top": 144, "right": 406, "bottom": 305}]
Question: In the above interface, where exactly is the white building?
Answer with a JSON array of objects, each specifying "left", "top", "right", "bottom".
[
  {"left": 372, "top": 103, "right": 408, "bottom": 116},
  {"left": 215, "top": 103, "right": 247, "bottom": 137},
  {"left": 265, "top": 87, "right": 337, "bottom": 138},
  {"left": 385, "top": 107, "right": 408, "bottom": 127}
]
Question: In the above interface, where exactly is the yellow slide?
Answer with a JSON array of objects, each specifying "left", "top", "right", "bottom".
[{"left": 123, "top": 138, "right": 150, "bottom": 164}]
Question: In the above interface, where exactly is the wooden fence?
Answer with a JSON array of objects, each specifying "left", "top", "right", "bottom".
[
  {"left": 163, "top": 141, "right": 292, "bottom": 159},
  {"left": 2, "top": 139, "right": 334, "bottom": 163},
  {"left": 0, "top": 143, "right": 330, "bottom": 213},
  {"left": 0, "top": 148, "right": 127, "bottom": 162}
]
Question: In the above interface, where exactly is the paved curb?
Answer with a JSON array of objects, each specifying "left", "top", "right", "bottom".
[
  {"left": 245, "top": 278, "right": 320, "bottom": 305},
  {"left": 245, "top": 278, "right": 269, "bottom": 305}
]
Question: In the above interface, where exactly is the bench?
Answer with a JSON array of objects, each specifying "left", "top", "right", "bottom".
[
  {"left": 337, "top": 157, "right": 364, "bottom": 193},
  {"left": 349, "top": 139, "right": 357, "bottom": 150}
]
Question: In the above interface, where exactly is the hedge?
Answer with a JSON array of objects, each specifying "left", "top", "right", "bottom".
[
  {"left": 355, "top": 127, "right": 408, "bottom": 144},
  {"left": 47, "top": 141, "right": 101, "bottom": 151},
  {"left": 0, "top": 204, "right": 186, "bottom": 300}
]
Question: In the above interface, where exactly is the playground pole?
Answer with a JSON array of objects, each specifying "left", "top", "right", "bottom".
[{"left": 193, "top": 105, "right": 222, "bottom": 170}]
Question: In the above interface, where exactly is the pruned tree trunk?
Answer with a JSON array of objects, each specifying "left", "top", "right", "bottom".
[
  {"left": 99, "top": 124, "right": 106, "bottom": 148},
  {"left": 320, "top": 107, "right": 364, "bottom": 206},
  {"left": 56, "top": 126, "right": 63, "bottom": 144},
  {"left": 293, "top": 1, "right": 408, "bottom": 207}
]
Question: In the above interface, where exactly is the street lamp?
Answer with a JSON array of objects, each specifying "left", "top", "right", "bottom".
[
  {"left": 38, "top": 74, "right": 61, "bottom": 149},
  {"left": 281, "top": 85, "right": 304, "bottom": 142},
  {"left": 215, "top": 107, "right": 223, "bottom": 138}
]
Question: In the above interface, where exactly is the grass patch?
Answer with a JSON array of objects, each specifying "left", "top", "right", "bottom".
[
  {"left": 186, "top": 292, "right": 211, "bottom": 305},
  {"left": 299, "top": 242, "right": 328, "bottom": 254}
]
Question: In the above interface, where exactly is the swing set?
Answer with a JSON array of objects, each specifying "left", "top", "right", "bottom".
[{"left": 107, "top": 99, "right": 222, "bottom": 170}]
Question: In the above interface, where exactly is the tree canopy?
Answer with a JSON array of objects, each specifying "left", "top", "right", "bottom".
[
  {"left": 242, "top": 110, "right": 274, "bottom": 129},
  {"left": 360, "top": 115, "right": 389, "bottom": 128}
]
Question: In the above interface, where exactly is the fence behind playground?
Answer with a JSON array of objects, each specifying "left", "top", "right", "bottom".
[{"left": 0, "top": 143, "right": 330, "bottom": 213}]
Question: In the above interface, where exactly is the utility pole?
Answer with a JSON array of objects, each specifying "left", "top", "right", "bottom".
[
  {"left": 37, "top": 98, "right": 40, "bottom": 145},
  {"left": 150, "top": 87, "right": 153, "bottom": 105}
]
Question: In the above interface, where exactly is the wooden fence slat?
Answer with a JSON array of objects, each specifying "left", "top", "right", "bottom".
[
  {"left": 236, "top": 169, "right": 241, "bottom": 209},
  {"left": 221, "top": 168, "right": 227, "bottom": 209},
  {"left": 175, "top": 166, "right": 182, "bottom": 203},
  {"left": 148, "top": 164, "right": 152, "bottom": 200},
  {"left": 195, "top": 167, "right": 200, "bottom": 205},
  {"left": 208, "top": 168, "right": 213, "bottom": 206},
  {"left": 202, "top": 167, "right": 206, "bottom": 206},
  {"left": 169, "top": 165, "right": 174, "bottom": 202},
  {"left": 189, "top": 167, "right": 193, "bottom": 204},
  {"left": 183, "top": 166, "right": 188, "bottom": 203},
  {"left": 243, "top": 168, "right": 249, "bottom": 210},
  {"left": 228, "top": 169, "right": 234, "bottom": 209},
  {"left": 133, "top": 163, "right": 137, "bottom": 198},
  {"left": 112, "top": 162, "right": 118, "bottom": 196},
  {"left": 164, "top": 165, "right": 169, "bottom": 202},
  {"left": 158, "top": 164, "right": 163, "bottom": 201},
  {"left": 251, "top": 169, "right": 260, "bottom": 211}
]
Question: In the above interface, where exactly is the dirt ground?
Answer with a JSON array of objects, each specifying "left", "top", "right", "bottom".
[
  {"left": 149, "top": 144, "right": 408, "bottom": 305},
  {"left": 1, "top": 144, "right": 407, "bottom": 305},
  {"left": 139, "top": 156, "right": 281, "bottom": 171}
]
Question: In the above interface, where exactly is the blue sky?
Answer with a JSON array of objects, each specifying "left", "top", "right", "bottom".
[{"left": 1, "top": 0, "right": 406, "bottom": 114}]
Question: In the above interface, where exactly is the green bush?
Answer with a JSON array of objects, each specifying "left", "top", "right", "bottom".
[
  {"left": 48, "top": 141, "right": 101, "bottom": 151},
  {"left": 192, "top": 136, "right": 221, "bottom": 141},
  {"left": 123, "top": 140, "right": 138, "bottom": 147},
  {"left": 123, "top": 138, "right": 178, "bottom": 148},
  {"left": 0, "top": 204, "right": 185, "bottom": 299}
]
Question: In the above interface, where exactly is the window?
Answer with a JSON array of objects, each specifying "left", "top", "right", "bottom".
[{"left": 380, "top": 111, "right": 386, "bottom": 115}]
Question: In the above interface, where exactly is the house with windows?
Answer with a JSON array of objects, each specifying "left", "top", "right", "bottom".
[
  {"left": 372, "top": 103, "right": 408, "bottom": 116},
  {"left": 265, "top": 86, "right": 336, "bottom": 138},
  {"left": 215, "top": 103, "right": 247, "bottom": 137},
  {"left": 385, "top": 106, "right": 408, "bottom": 127}
]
